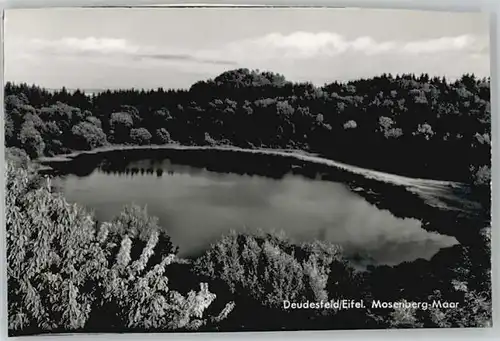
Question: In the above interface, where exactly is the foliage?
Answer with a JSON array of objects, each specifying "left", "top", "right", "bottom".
[
  {"left": 5, "top": 112, "right": 16, "bottom": 144},
  {"left": 130, "top": 128, "right": 152, "bottom": 145},
  {"left": 109, "top": 112, "right": 134, "bottom": 144},
  {"left": 155, "top": 128, "right": 172, "bottom": 144},
  {"left": 470, "top": 165, "right": 491, "bottom": 187},
  {"left": 194, "top": 231, "right": 347, "bottom": 309},
  {"left": 6, "top": 161, "right": 232, "bottom": 335},
  {"left": 96, "top": 226, "right": 234, "bottom": 331},
  {"left": 3, "top": 70, "right": 492, "bottom": 332},
  {"left": 108, "top": 203, "right": 177, "bottom": 256},
  {"left": 6, "top": 162, "right": 106, "bottom": 333},
  {"left": 427, "top": 280, "right": 492, "bottom": 328},
  {"left": 4, "top": 70, "right": 491, "bottom": 187},
  {"left": 18, "top": 121, "right": 45, "bottom": 158},
  {"left": 5, "top": 147, "right": 30, "bottom": 168},
  {"left": 86, "top": 116, "right": 102, "bottom": 128},
  {"left": 71, "top": 122, "right": 108, "bottom": 150},
  {"left": 389, "top": 303, "right": 423, "bottom": 328},
  {"left": 343, "top": 120, "right": 357, "bottom": 130}
]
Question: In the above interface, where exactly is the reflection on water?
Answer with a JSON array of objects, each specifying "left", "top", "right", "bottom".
[{"left": 51, "top": 156, "right": 458, "bottom": 266}]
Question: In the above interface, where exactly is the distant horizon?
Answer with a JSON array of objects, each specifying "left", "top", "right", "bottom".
[{"left": 5, "top": 69, "right": 491, "bottom": 95}]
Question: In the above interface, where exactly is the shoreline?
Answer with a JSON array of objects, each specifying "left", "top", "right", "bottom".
[{"left": 37, "top": 143, "right": 461, "bottom": 188}]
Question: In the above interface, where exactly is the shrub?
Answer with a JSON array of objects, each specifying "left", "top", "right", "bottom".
[
  {"left": 389, "top": 303, "right": 423, "bottom": 328},
  {"left": 427, "top": 280, "right": 492, "bottom": 328},
  {"left": 95, "top": 226, "right": 234, "bottom": 331},
  {"left": 86, "top": 116, "right": 102, "bottom": 128},
  {"left": 194, "top": 231, "right": 346, "bottom": 309},
  {"left": 18, "top": 122, "right": 45, "bottom": 158},
  {"left": 470, "top": 165, "right": 491, "bottom": 187},
  {"left": 155, "top": 128, "right": 172, "bottom": 144},
  {"left": 109, "top": 203, "right": 177, "bottom": 257},
  {"left": 130, "top": 128, "right": 152, "bottom": 145},
  {"left": 109, "top": 112, "right": 134, "bottom": 144},
  {"left": 5, "top": 147, "right": 30, "bottom": 168},
  {"left": 6, "top": 162, "right": 233, "bottom": 335},
  {"left": 71, "top": 122, "right": 108, "bottom": 150},
  {"left": 204, "top": 132, "right": 217, "bottom": 146},
  {"left": 343, "top": 120, "right": 357, "bottom": 130},
  {"left": 6, "top": 162, "right": 107, "bottom": 334}
]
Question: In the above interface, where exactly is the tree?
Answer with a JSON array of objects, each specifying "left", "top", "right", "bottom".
[
  {"left": 4, "top": 69, "right": 492, "bottom": 186},
  {"left": 6, "top": 163, "right": 234, "bottom": 335},
  {"left": 5, "top": 93, "right": 29, "bottom": 112},
  {"left": 5, "top": 113, "right": 15, "bottom": 145},
  {"left": 194, "top": 231, "right": 347, "bottom": 309},
  {"left": 109, "top": 204, "right": 176, "bottom": 255},
  {"left": 86, "top": 116, "right": 102, "bottom": 128},
  {"left": 41, "top": 121, "right": 64, "bottom": 156},
  {"left": 22, "top": 113, "right": 45, "bottom": 131},
  {"left": 130, "top": 128, "right": 152, "bottom": 145},
  {"left": 427, "top": 280, "right": 491, "bottom": 328},
  {"left": 6, "top": 162, "right": 107, "bottom": 334},
  {"left": 204, "top": 132, "right": 217, "bottom": 146},
  {"left": 155, "top": 128, "right": 172, "bottom": 144},
  {"left": 97, "top": 231, "right": 233, "bottom": 331},
  {"left": 343, "top": 120, "right": 357, "bottom": 130},
  {"left": 118, "top": 105, "right": 141, "bottom": 124},
  {"left": 18, "top": 122, "right": 45, "bottom": 158},
  {"left": 71, "top": 122, "right": 108, "bottom": 150},
  {"left": 378, "top": 116, "right": 403, "bottom": 139},
  {"left": 413, "top": 123, "right": 435, "bottom": 141},
  {"left": 5, "top": 147, "right": 30, "bottom": 168},
  {"left": 39, "top": 102, "right": 81, "bottom": 128},
  {"left": 109, "top": 112, "right": 134, "bottom": 144}
]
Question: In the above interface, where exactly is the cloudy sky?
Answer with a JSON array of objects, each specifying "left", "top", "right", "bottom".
[{"left": 4, "top": 7, "right": 490, "bottom": 90}]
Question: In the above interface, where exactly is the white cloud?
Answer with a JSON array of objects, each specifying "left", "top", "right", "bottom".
[
  {"left": 26, "top": 37, "right": 237, "bottom": 66},
  {"left": 223, "top": 32, "right": 486, "bottom": 61},
  {"left": 21, "top": 32, "right": 488, "bottom": 65},
  {"left": 6, "top": 32, "right": 490, "bottom": 89},
  {"left": 402, "top": 35, "right": 476, "bottom": 54},
  {"left": 31, "top": 37, "right": 139, "bottom": 55}
]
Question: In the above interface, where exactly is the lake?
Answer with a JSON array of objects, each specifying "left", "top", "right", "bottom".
[{"left": 45, "top": 148, "right": 458, "bottom": 266}]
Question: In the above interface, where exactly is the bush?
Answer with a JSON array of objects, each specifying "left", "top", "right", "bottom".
[
  {"left": 427, "top": 280, "right": 492, "bottom": 328},
  {"left": 18, "top": 122, "right": 45, "bottom": 158},
  {"left": 155, "top": 128, "right": 172, "bottom": 144},
  {"left": 204, "top": 132, "right": 217, "bottom": 146},
  {"left": 71, "top": 122, "right": 108, "bottom": 150},
  {"left": 343, "top": 120, "right": 357, "bottom": 130},
  {"left": 470, "top": 165, "right": 491, "bottom": 187},
  {"left": 109, "top": 112, "right": 134, "bottom": 144},
  {"left": 130, "top": 128, "right": 152, "bottom": 145},
  {"left": 6, "top": 162, "right": 233, "bottom": 335},
  {"left": 194, "top": 231, "right": 347, "bottom": 309},
  {"left": 95, "top": 226, "right": 234, "bottom": 331},
  {"left": 6, "top": 162, "right": 107, "bottom": 334},
  {"left": 5, "top": 147, "right": 30, "bottom": 168},
  {"left": 109, "top": 203, "right": 177, "bottom": 256}
]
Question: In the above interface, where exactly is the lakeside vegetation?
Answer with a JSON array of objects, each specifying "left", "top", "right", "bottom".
[
  {"left": 4, "top": 69, "right": 492, "bottom": 334},
  {"left": 5, "top": 149, "right": 492, "bottom": 334},
  {"left": 5, "top": 69, "right": 491, "bottom": 188}
]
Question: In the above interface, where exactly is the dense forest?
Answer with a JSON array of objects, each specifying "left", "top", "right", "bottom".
[
  {"left": 4, "top": 69, "right": 491, "bottom": 187},
  {"left": 4, "top": 69, "right": 492, "bottom": 335}
]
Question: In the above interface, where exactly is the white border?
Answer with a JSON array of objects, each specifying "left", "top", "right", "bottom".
[{"left": 0, "top": 1, "right": 498, "bottom": 340}]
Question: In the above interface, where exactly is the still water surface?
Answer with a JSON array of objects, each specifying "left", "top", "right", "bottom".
[{"left": 50, "top": 151, "right": 458, "bottom": 266}]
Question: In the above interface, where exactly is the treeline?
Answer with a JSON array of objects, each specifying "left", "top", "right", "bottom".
[
  {"left": 4, "top": 69, "right": 491, "bottom": 186},
  {"left": 5, "top": 150, "right": 491, "bottom": 334}
]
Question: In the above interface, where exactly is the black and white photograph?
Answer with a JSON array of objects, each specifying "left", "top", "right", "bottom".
[{"left": 3, "top": 5, "right": 493, "bottom": 336}]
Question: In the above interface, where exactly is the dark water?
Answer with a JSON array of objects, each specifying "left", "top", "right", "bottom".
[{"left": 48, "top": 149, "right": 458, "bottom": 266}]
